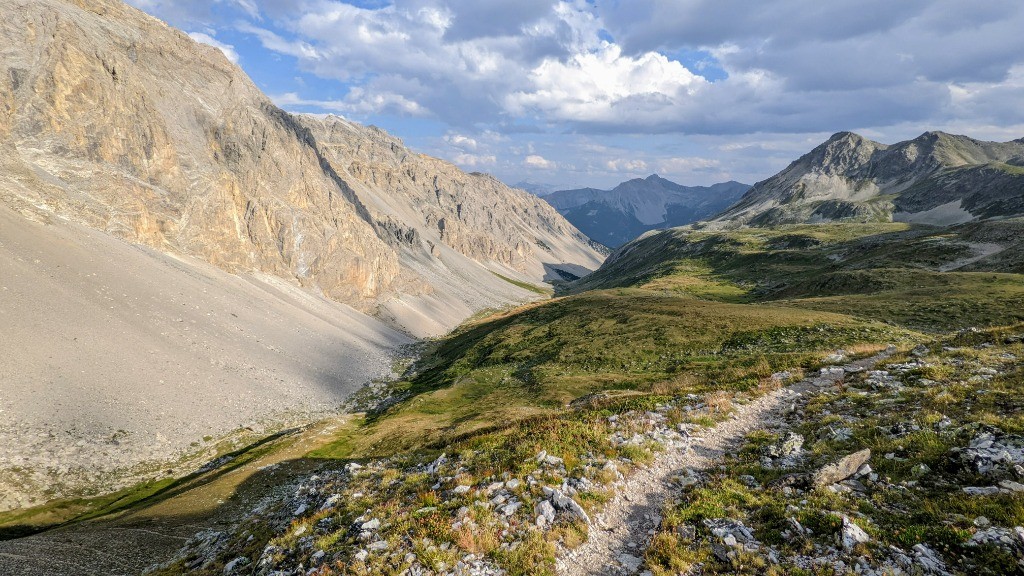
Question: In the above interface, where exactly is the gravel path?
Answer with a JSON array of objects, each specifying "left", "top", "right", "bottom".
[{"left": 556, "top": 350, "right": 895, "bottom": 576}]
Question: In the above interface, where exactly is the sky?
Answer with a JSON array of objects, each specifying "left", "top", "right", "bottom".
[{"left": 127, "top": 0, "right": 1024, "bottom": 190}]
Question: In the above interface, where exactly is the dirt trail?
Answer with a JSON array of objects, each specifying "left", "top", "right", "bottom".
[
  {"left": 938, "top": 242, "right": 1005, "bottom": 272},
  {"left": 0, "top": 417, "right": 349, "bottom": 576},
  {"left": 557, "top": 350, "right": 894, "bottom": 576}
]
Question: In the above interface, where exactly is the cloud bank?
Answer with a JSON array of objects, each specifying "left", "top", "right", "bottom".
[{"left": 127, "top": 0, "right": 1024, "bottom": 188}]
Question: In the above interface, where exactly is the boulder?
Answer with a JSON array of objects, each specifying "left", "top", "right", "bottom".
[
  {"left": 840, "top": 516, "right": 870, "bottom": 550},
  {"left": 813, "top": 449, "right": 871, "bottom": 487}
]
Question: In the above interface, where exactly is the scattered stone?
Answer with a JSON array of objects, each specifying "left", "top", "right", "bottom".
[
  {"left": 1000, "top": 479, "right": 1024, "bottom": 492},
  {"left": 367, "top": 540, "right": 388, "bottom": 551},
  {"left": 535, "top": 500, "right": 556, "bottom": 527},
  {"left": 963, "top": 486, "right": 1000, "bottom": 496},
  {"left": 970, "top": 527, "right": 1024, "bottom": 552},
  {"left": 839, "top": 515, "right": 870, "bottom": 550},
  {"left": 813, "top": 449, "right": 871, "bottom": 487},
  {"left": 912, "top": 543, "right": 952, "bottom": 575},
  {"left": 617, "top": 553, "right": 642, "bottom": 571},
  {"left": 223, "top": 557, "right": 249, "bottom": 574},
  {"left": 549, "top": 489, "right": 591, "bottom": 524},
  {"left": 674, "top": 524, "right": 695, "bottom": 541}
]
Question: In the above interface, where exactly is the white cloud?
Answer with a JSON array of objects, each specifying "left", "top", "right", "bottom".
[
  {"left": 452, "top": 153, "right": 497, "bottom": 167},
  {"left": 187, "top": 31, "right": 240, "bottom": 64},
  {"left": 524, "top": 154, "right": 557, "bottom": 169},
  {"left": 273, "top": 90, "right": 427, "bottom": 117},
  {"left": 237, "top": 23, "right": 322, "bottom": 60},
  {"left": 605, "top": 158, "right": 648, "bottom": 172},
  {"left": 272, "top": 92, "right": 347, "bottom": 112},
  {"left": 656, "top": 157, "right": 719, "bottom": 172},
  {"left": 506, "top": 43, "right": 705, "bottom": 123},
  {"left": 444, "top": 134, "right": 479, "bottom": 151}
]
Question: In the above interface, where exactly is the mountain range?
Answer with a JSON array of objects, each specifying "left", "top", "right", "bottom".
[
  {"left": 715, "top": 130, "right": 1024, "bottom": 227},
  {"left": 542, "top": 175, "right": 750, "bottom": 247}
]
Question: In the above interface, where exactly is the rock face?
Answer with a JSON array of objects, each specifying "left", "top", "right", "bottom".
[
  {"left": 0, "top": 0, "right": 604, "bottom": 334},
  {"left": 299, "top": 116, "right": 604, "bottom": 333},
  {"left": 543, "top": 175, "right": 748, "bottom": 247},
  {"left": 714, "top": 131, "right": 1024, "bottom": 226}
]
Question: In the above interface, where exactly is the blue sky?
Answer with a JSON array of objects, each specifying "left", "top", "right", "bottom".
[{"left": 128, "top": 0, "right": 1024, "bottom": 190}]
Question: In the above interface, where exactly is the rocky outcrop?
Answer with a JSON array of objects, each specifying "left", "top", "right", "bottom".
[
  {"left": 813, "top": 449, "right": 871, "bottom": 487},
  {"left": 299, "top": 115, "right": 603, "bottom": 284},
  {"left": 1, "top": 0, "right": 404, "bottom": 306},
  {"left": 714, "top": 131, "right": 1024, "bottom": 226}
]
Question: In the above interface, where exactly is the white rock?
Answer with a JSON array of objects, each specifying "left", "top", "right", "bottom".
[
  {"left": 840, "top": 516, "right": 870, "bottom": 550},
  {"left": 617, "top": 554, "right": 642, "bottom": 571}
]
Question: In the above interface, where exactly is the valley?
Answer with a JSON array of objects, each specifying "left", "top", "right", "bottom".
[{"left": 1, "top": 1, "right": 1023, "bottom": 575}]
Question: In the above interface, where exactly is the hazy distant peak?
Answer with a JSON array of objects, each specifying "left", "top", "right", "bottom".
[{"left": 543, "top": 176, "right": 749, "bottom": 247}]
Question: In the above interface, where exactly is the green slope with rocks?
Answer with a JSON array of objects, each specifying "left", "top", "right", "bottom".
[
  {"left": 9, "top": 224, "right": 1022, "bottom": 575},
  {"left": 135, "top": 219, "right": 1024, "bottom": 576}
]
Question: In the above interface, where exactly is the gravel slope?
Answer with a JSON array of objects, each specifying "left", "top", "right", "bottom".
[{"left": 0, "top": 206, "right": 409, "bottom": 511}]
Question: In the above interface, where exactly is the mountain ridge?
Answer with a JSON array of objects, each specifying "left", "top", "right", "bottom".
[{"left": 715, "top": 130, "right": 1024, "bottom": 226}]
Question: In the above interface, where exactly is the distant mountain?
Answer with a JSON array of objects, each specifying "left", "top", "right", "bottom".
[
  {"left": 714, "top": 131, "right": 1024, "bottom": 226},
  {"left": 512, "top": 180, "right": 557, "bottom": 196},
  {"left": 543, "top": 175, "right": 750, "bottom": 247}
]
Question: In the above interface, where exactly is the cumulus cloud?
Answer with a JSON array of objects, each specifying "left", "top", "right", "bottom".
[
  {"left": 187, "top": 32, "right": 240, "bottom": 63},
  {"left": 506, "top": 43, "right": 704, "bottom": 123},
  {"left": 452, "top": 153, "right": 497, "bottom": 167},
  {"left": 605, "top": 159, "right": 648, "bottom": 172},
  {"left": 444, "top": 134, "right": 479, "bottom": 151},
  {"left": 273, "top": 89, "right": 427, "bottom": 117},
  {"left": 524, "top": 154, "right": 557, "bottom": 169}
]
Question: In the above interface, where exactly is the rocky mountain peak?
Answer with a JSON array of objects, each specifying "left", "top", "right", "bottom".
[{"left": 713, "top": 130, "right": 1024, "bottom": 227}]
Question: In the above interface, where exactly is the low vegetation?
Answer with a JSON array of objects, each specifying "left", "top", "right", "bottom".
[
  {"left": 573, "top": 221, "right": 1024, "bottom": 332},
  {"left": 646, "top": 326, "right": 1024, "bottom": 575},
  {"left": 99, "top": 221, "right": 1024, "bottom": 574},
  {"left": 312, "top": 289, "right": 911, "bottom": 460}
]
